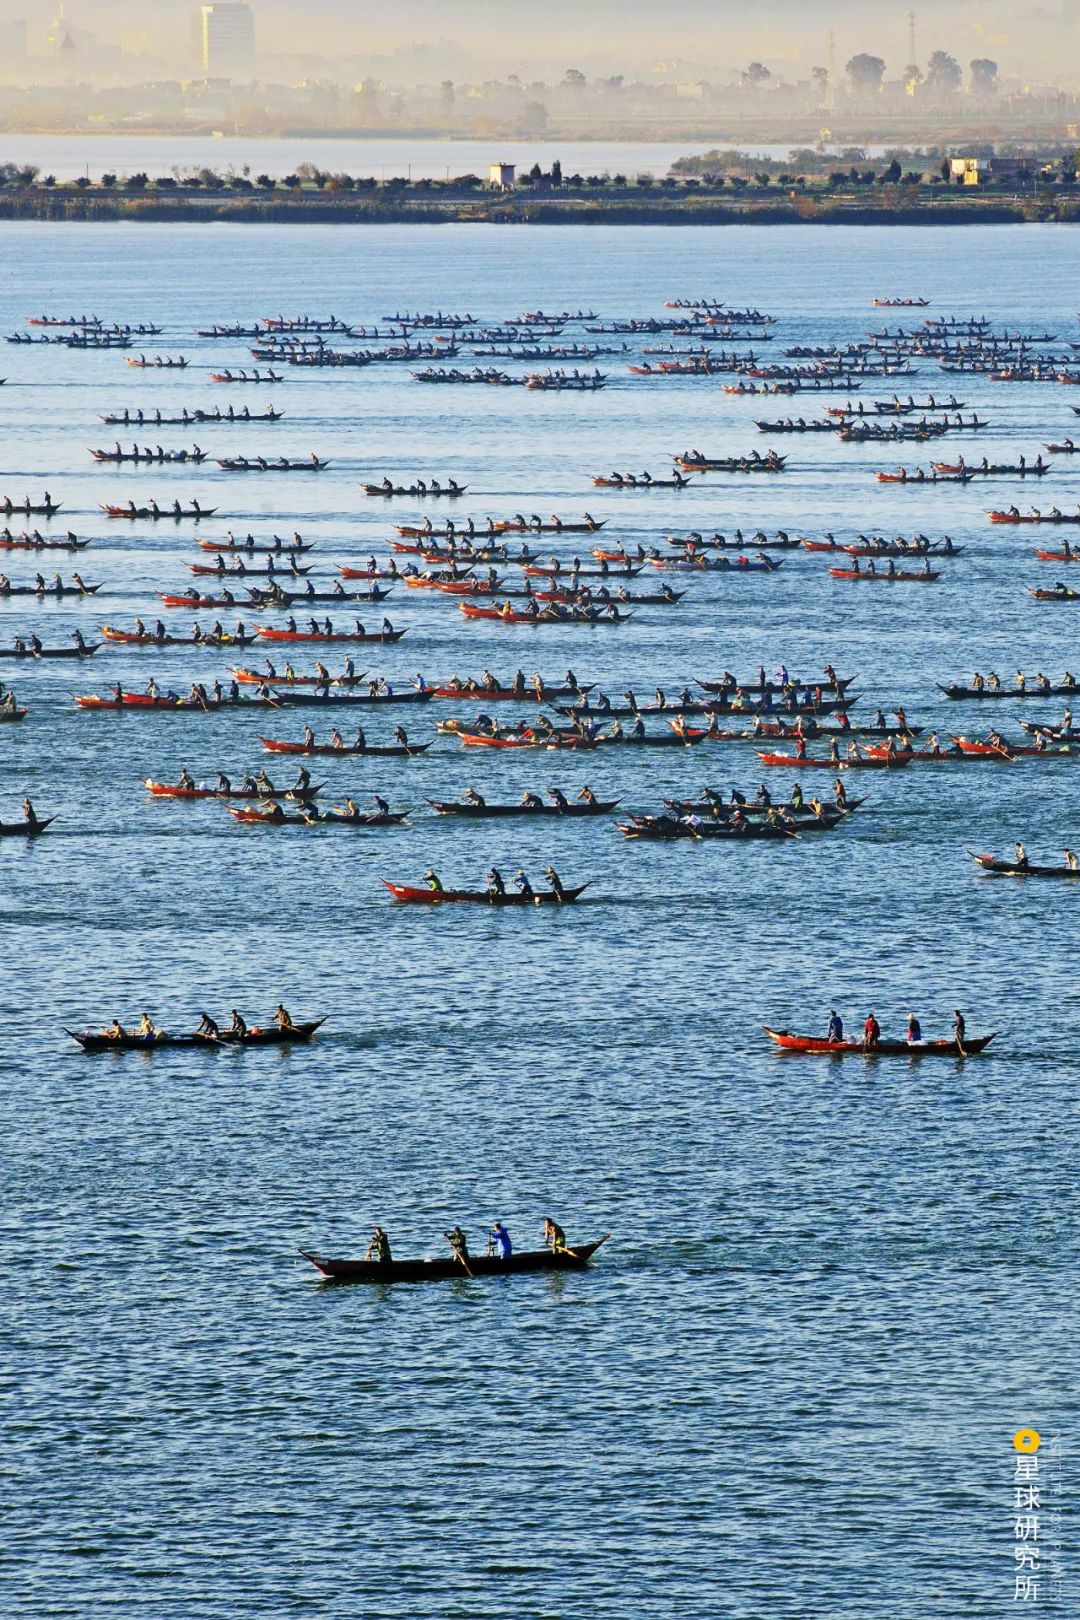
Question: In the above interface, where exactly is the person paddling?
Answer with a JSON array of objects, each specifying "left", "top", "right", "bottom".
[
  {"left": 365, "top": 1226, "right": 392, "bottom": 1263},
  {"left": 862, "top": 1013, "right": 881, "bottom": 1050}
]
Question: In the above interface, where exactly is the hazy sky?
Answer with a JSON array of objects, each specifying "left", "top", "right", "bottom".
[{"left": 21, "top": 1, "right": 1080, "bottom": 80}]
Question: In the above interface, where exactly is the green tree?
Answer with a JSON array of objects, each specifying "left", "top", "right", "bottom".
[
  {"left": 926, "top": 51, "right": 961, "bottom": 93},
  {"left": 846, "top": 54, "right": 885, "bottom": 94},
  {"left": 970, "top": 58, "right": 998, "bottom": 96}
]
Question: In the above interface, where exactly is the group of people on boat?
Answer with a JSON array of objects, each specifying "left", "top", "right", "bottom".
[
  {"left": 363, "top": 1218, "right": 569, "bottom": 1264},
  {"left": 827, "top": 1009, "right": 969, "bottom": 1047},
  {"left": 101, "top": 1005, "right": 296, "bottom": 1040}
]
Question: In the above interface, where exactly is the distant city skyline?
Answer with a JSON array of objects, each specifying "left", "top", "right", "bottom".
[{"left": 0, "top": 2, "right": 1078, "bottom": 85}]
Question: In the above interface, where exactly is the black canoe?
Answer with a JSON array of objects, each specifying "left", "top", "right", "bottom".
[
  {"left": 271, "top": 689, "right": 430, "bottom": 707},
  {"left": 0, "top": 816, "right": 54, "bottom": 837},
  {"left": 938, "top": 681, "right": 1080, "bottom": 701},
  {"left": 0, "top": 643, "right": 97, "bottom": 658},
  {"left": 428, "top": 798, "right": 618, "bottom": 817},
  {"left": 299, "top": 1234, "right": 610, "bottom": 1284},
  {"left": 970, "top": 852, "right": 1080, "bottom": 878},
  {"left": 67, "top": 1017, "right": 325, "bottom": 1052}
]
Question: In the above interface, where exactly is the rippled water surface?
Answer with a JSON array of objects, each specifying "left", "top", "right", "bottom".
[{"left": 1, "top": 223, "right": 1075, "bottom": 1617}]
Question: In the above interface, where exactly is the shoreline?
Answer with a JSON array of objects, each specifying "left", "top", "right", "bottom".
[{"left": 0, "top": 194, "right": 1053, "bottom": 226}]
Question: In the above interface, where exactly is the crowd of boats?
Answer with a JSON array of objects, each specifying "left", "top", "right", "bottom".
[{"left": 11, "top": 292, "right": 1080, "bottom": 1116}]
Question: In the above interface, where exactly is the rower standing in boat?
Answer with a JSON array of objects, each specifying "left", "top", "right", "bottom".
[
  {"left": 365, "top": 1226, "right": 392, "bottom": 1263},
  {"left": 489, "top": 1221, "right": 512, "bottom": 1259},
  {"left": 444, "top": 1225, "right": 470, "bottom": 1261},
  {"left": 1014, "top": 841, "right": 1029, "bottom": 871},
  {"left": 486, "top": 867, "right": 506, "bottom": 897},
  {"left": 544, "top": 865, "right": 565, "bottom": 900},
  {"left": 21, "top": 797, "right": 37, "bottom": 826},
  {"left": 862, "top": 1013, "right": 881, "bottom": 1050},
  {"left": 953, "top": 1010, "right": 966, "bottom": 1046},
  {"left": 515, "top": 869, "right": 534, "bottom": 900},
  {"left": 197, "top": 1012, "right": 221, "bottom": 1038},
  {"left": 827, "top": 1010, "right": 844, "bottom": 1043},
  {"left": 543, "top": 1216, "right": 567, "bottom": 1253},
  {"left": 274, "top": 1003, "right": 295, "bottom": 1031}
]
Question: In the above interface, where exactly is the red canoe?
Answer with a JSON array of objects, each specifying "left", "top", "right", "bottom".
[
  {"left": 754, "top": 750, "right": 911, "bottom": 769},
  {"left": 763, "top": 1026, "right": 995, "bottom": 1057},
  {"left": 829, "top": 567, "right": 940, "bottom": 582},
  {"left": 381, "top": 879, "right": 588, "bottom": 905},
  {"left": 255, "top": 627, "right": 406, "bottom": 643}
]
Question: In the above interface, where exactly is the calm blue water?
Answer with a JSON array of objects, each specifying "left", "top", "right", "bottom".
[{"left": 1, "top": 223, "right": 1075, "bottom": 1618}]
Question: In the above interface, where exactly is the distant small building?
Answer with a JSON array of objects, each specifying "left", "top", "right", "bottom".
[
  {"left": 488, "top": 162, "right": 516, "bottom": 190},
  {"left": 949, "top": 157, "right": 981, "bottom": 186}
]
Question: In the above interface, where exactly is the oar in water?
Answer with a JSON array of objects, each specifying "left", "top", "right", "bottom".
[{"left": 444, "top": 1235, "right": 474, "bottom": 1277}]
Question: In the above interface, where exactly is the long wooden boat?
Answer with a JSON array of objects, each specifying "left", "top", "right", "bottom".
[
  {"left": 829, "top": 567, "right": 939, "bottom": 582},
  {"left": 763, "top": 1025, "right": 994, "bottom": 1057},
  {"left": 938, "top": 680, "right": 1080, "bottom": 700},
  {"left": 227, "top": 805, "right": 409, "bottom": 826},
  {"left": 255, "top": 627, "right": 406, "bottom": 643},
  {"left": 755, "top": 750, "right": 911, "bottom": 769},
  {"left": 198, "top": 537, "right": 313, "bottom": 553},
  {"left": 217, "top": 457, "right": 330, "bottom": 472},
  {"left": 68, "top": 1017, "right": 325, "bottom": 1052},
  {"left": 459, "top": 603, "right": 631, "bottom": 625},
  {"left": 103, "top": 504, "right": 215, "bottom": 520},
  {"left": 0, "top": 582, "right": 100, "bottom": 597},
  {"left": 591, "top": 474, "right": 694, "bottom": 488},
  {"left": 949, "top": 735, "right": 1073, "bottom": 758},
  {"left": 0, "top": 535, "right": 87, "bottom": 551},
  {"left": 0, "top": 815, "right": 54, "bottom": 836},
  {"left": 455, "top": 730, "right": 597, "bottom": 750},
  {"left": 971, "top": 852, "right": 1080, "bottom": 878},
  {"left": 523, "top": 564, "right": 641, "bottom": 579},
  {"left": 361, "top": 482, "right": 467, "bottom": 497},
  {"left": 428, "top": 798, "right": 617, "bottom": 817},
  {"left": 231, "top": 668, "right": 367, "bottom": 688},
  {"left": 145, "top": 779, "right": 323, "bottom": 801},
  {"left": 90, "top": 447, "right": 206, "bottom": 464},
  {"left": 989, "top": 511, "right": 1080, "bottom": 524},
  {"left": 190, "top": 562, "right": 312, "bottom": 577},
  {"left": 1029, "top": 587, "right": 1080, "bottom": 601},
  {"left": 803, "top": 539, "right": 961, "bottom": 558},
  {"left": 617, "top": 817, "right": 798, "bottom": 841},
  {"left": 259, "top": 737, "right": 432, "bottom": 756},
  {"left": 102, "top": 627, "right": 254, "bottom": 647},
  {"left": 1, "top": 499, "right": 61, "bottom": 516},
  {"left": 299, "top": 1234, "right": 609, "bottom": 1284},
  {"left": 159, "top": 593, "right": 244, "bottom": 609},
  {"left": 382, "top": 879, "right": 587, "bottom": 904},
  {"left": 271, "top": 689, "right": 430, "bottom": 708},
  {"left": 430, "top": 683, "right": 589, "bottom": 702},
  {"left": 0, "top": 642, "right": 98, "bottom": 658}
]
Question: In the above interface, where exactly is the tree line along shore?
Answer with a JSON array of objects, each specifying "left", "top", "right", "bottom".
[{"left": 0, "top": 159, "right": 1075, "bottom": 224}]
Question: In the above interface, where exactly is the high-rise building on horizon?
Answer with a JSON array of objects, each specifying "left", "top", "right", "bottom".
[{"left": 200, "top": 3, "right": 256, "bottom": 81}]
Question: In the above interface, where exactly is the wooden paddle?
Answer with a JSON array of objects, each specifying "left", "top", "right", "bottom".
[{"left": 444, "top": 1235, "right": 474, "bottom": 1277}]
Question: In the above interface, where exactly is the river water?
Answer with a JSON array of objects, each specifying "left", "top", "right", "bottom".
[
  {"left": 1, "top": 222, "right": 1074, "bottom": 1617},
  {"left": 0, "top": 132, "right": 883, "bottom": 182}
]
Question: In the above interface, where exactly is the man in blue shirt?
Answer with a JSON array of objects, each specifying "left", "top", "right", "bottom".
[
  {"left": 827, "top": 1010, "right": 844, "bottom": 1044},
  {"left": 490, "top": 1221, "right": 512, "bottom": 1260}
]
